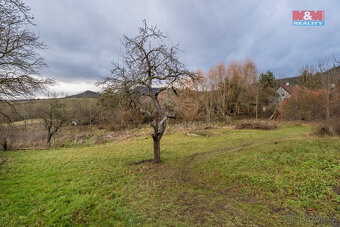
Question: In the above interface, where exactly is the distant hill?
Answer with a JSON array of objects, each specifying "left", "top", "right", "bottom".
[
  {"left": 67, "top": 90, "right": 100, "bottom": 98},
  {"left": 277, "top": 76, "right": 300, "bottom": 86},
  {"left": 67, "top": 88, "right": 163, "bottom": 99}
]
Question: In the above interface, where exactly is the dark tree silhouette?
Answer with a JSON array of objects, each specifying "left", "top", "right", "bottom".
[
  {"left": 0, "top": 0, "right": 53, "bottom": 119},
  {"left": 100, "top": 20, "right": 195, "bottom": 163},
  {"left": 38, "top": 94, "right": 67, "bottom": 147}
]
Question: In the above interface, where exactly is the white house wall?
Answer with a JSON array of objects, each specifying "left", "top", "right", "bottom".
[{"left": 277, "top": 87, "right": 291, "bottom": 101}]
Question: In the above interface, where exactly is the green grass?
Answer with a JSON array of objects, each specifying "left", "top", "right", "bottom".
[{"left": 0, "top": 124, "right": 339, "bottom": 226}]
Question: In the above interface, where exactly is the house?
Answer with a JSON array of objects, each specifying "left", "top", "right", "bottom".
[{"left": 277, "top": 83, "right": 296, "bottom": 101}]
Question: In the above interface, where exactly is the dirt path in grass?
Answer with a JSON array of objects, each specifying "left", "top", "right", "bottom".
[
  {"left": 132, "top": 135, "right": 312, "bottom": 225},
  {"left": 168, "top": 136, "right": 312, "bottom": 224},
  {"left": 181, "top": 136, "right": 308, "bottom": 170},
  {"left": 175, "top": 136, "right": 310, "bottom": 197}
]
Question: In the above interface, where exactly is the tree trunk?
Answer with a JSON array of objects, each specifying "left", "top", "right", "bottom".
[
  {"left": 326, "top": 89, "right": 332, "bottom": 134},
  {"left": 255, "top": 93, "right": 258, "bottom": 120},
  {"left": 47, "top": 133, "right": 53, "bottom": 147},
  {"left": 3, "top": 137, "right": 7, "bottom": 151},
  {"left": 326, "top": 89, "right": 330, "bottom": 120},
  {"left": 151, "top": 117, "right": 166, "bottom": 163},
  {"left": 153, "top": 136, "right": 161, "bottom": 163}
]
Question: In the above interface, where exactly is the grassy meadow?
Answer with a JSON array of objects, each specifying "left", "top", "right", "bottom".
[{"left": 0, "top": 123, "right": 339, "bottom": 226}]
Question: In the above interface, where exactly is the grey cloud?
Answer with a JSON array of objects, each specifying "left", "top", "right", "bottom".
[{"left": 26, "top": 0, "right": 340, "bottom": 83}]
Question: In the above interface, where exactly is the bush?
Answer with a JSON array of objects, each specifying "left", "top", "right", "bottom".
[
  {"left": 316, "top": 118, "right": 340, "bottom": 136},
  {"left": 280, "top": 87, "right": 327, "bottom": 121},
  {"left": 235, "top": 120, "right": 278, "bottom": 130}
]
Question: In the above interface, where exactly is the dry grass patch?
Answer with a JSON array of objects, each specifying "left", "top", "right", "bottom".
[{"left": 235, "top": 120, "right": 278, "bottom": 130}]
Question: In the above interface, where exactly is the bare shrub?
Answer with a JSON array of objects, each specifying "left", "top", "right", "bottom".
[
  {"left": 235, "top": 120, "right": 278, "bottom": 130},
  {"left": 0, "top": 123, "right": 150, "bottom": 150},
  {"left": 279, "top": 87, "right": 327, "bottom": 121},
  {"left": 316, "top": 117, "right": 340, "bottom": 136},
  {"left": 0, "top": 124, "right": 45, "bottom": 150}
]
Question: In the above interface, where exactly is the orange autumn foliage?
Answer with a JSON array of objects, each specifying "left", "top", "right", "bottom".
[{"left": 280, "top": 86, "right": 327, "bottom": 121}]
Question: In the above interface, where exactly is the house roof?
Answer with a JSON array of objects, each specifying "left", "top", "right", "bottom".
[{"left": 281, "top": 85, "right": 296, "bottom": 95}]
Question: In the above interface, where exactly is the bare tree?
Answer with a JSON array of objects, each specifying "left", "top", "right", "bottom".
[
  {"left": 316, "top": 59, "right": 340, "bottom": 122},
  {"left": 100, "top": 21, "right": 195, "bottom": 163},
  {"left": 38, "top": 94, "right": 66, "bottom": 147},
  {"left": 225, "top": 59, "right": 257, "bottom": 116},
  {"left": 0, "top": 0, "right": 53, "bottom": 119},
  {"left": 173, "top": 74, "right": 201, "bottom": 121},
  {"left": 196, "top": 69, "right": 215, "bottom": 122},
  {"left": 74, "top": 97, "right": 100, "bottom": 134},
  {"left": 208, "top": 62, "right": 229, "bottom": 119}
]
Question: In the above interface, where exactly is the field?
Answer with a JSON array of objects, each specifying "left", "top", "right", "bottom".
[{"left": 0, "top": 123, "right": 339, "bottom": 226}]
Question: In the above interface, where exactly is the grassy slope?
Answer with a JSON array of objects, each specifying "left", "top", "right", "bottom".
[{"left": 0, "top": 124, "right": 339, "bottom": 226}]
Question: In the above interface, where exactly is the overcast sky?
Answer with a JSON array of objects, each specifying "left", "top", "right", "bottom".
[{"left": 26, "top": 0, "right": 340, "bottom": 95}]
